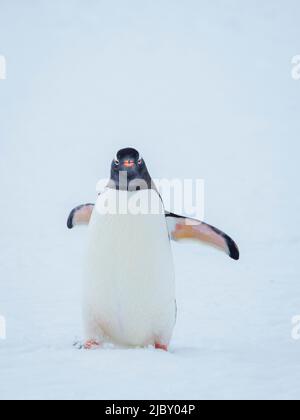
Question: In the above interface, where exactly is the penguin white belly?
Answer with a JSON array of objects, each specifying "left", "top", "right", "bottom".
[{"left": 83, "top": 189, "right": 176, "bottom": 347}]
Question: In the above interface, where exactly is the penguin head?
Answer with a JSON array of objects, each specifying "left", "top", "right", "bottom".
[{"left": 110, "top": 148, "right": 153, "bottom": 190}]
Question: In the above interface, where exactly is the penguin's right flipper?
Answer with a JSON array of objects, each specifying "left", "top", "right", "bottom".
[{"left": 67, "top": 204, "right": 94, "bottom": 229}]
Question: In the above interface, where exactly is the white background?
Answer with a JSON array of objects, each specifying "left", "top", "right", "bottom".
[{"left": 0, "top": 0, "right": 300, "bottom": 399}]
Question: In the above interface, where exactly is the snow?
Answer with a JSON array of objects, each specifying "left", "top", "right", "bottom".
[{"left": 0, "top": 0, "right": 300, "bottom": 400}]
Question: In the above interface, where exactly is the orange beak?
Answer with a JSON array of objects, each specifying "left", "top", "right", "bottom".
[{"left": 123, "top": 160, "right": 135, "bottom": 168}]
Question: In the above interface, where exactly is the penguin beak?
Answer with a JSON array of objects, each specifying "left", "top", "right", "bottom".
[{"left": 123, "top": 160, "right": 135, "bottom": 168}]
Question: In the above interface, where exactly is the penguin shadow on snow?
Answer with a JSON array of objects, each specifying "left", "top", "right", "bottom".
[
  {"left": 72, "top": 340, "right": 175, "bottom": 354},
  {"left": 72, "top": 340, "right": 206, "bottom": 360}
]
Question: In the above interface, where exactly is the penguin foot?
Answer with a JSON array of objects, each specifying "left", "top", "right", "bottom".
[
  {"left": 84, "top": 340, "right": 101, "bottom": 350},
  {"left": 155, "top": 343, "right": 168, "bottom": 352}
]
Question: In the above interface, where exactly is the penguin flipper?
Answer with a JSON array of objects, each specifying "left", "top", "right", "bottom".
[
  {"left": 165, "top": 213, "right": 239, "bottom": 260},
  {"left": 67, "top": 204, "right": 94, "bottom": 229}
]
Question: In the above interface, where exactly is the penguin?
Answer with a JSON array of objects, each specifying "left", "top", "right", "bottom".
[{"left": 67, "top": 148, "right": 239, "bottom": 350}]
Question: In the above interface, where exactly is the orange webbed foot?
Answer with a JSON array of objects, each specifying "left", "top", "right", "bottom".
[
  {"left": 84, "top": 340, "right": 101, "bottom": 350},
  {"left": 155, "top": 343, "right": 168, "bottom": 352}
]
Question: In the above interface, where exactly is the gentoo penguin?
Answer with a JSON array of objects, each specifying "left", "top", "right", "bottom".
[{"left": 67, "top": 148, "right": 239, "bottom": 350}]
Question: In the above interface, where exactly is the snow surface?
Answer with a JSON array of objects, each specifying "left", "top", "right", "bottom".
[{"left": 0, "top": 0, "right": 300, "bottom": 400}]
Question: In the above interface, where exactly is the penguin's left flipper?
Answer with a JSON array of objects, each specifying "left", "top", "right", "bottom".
[
  {"left": 166, "top": 213, "right": 239, "bottom": 260},
  {"left": 67, "top": 204, "right": 94, "bottom": 229}
]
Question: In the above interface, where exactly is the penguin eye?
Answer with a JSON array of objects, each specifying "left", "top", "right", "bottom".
[
  {"left": 138, "top": 158, "right": 143, "bottom": 165},
  {"left": 114, "top": 159, "right": 120, "bottom": 166}
]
